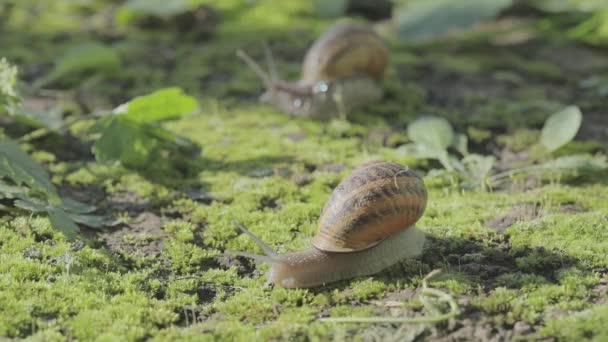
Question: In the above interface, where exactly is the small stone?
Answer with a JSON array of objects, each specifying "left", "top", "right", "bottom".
[{"left": 293, "top": 173, "right": 313, "bottom": 186}]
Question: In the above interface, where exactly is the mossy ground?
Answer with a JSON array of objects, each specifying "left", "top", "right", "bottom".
[{"left": 1, "top": 1, "right": 608, "bottom": 341}]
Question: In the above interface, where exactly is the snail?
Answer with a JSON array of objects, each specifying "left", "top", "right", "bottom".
[
  {"left": 237, "top": 21, "right": 389, "bottom": 120},
  {"left": 229, "top": 161, "right": 427, "bottom": 288}
]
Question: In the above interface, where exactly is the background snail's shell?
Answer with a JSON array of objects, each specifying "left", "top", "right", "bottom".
[
  {"left": 300, "top": 22, "right": 389, "bottom": 85},
  {"left": 312, "top": 162, "right": 427, "bottom": 252}
]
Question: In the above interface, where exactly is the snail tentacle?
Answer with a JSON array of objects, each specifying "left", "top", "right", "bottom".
[
  {"left": 236, "top": 50, "right": 273, "bottom": 91},
  {"left": 230, "top": 221, "right": 279, "bottom": 260}
]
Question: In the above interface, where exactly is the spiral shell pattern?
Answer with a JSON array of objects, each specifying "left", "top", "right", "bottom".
[{"left": 312, "top": 161, "right": 427, "bottom": 252}]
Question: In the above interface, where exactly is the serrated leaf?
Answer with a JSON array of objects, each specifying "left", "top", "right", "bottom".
[
  {"left": 119, "top": 87, "right": 198, "bottom": 123},
  {"left": 48, "top": 208, "right": 80, "bottom": 240},
  {"left": 540, "top": 105, "right": 583, "bottom": 152},
  {"left": 40, "top": 42, "right": 121, "bottom": 86},
  {"left": 395, "top": 0, "right": 512, "bottom": 41},
  {"left": 14, "top": 197, "right": 48, "bottom": 212},
  {"left": 0, "top": 180, "right": 27, "bottom": 199},
  {"left": 68, "top": 212, "right": 109, "bottom": 229},
  {"left": 62, "top": 197, "right": 97, "bottom": 214},
  {"left": 0, "top": 139, "right": 58, "bottom": 199},
  {"left": 407, "top": 116, "right": 454, "bottom": 152}
]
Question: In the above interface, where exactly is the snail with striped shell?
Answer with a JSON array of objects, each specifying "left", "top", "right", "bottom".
[
  {"left": 237, "top": 21, "right": 389, "bottom": 120},
  {"left": 229, "top": 161, "right": 427, "bottom": 288}
]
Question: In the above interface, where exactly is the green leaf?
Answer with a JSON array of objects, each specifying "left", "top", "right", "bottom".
[
  {"left": 462, "top": 154, "right": 496, "bottom": 189},
  {"left": 14, "top": 196, "right": 48, "bottom": 212},
  {"left": 407, "top": 116, "right": 454, "bottom": 152},
  {"left": 68, "top": 212, "right": 109, "bottom": 229},
  {"left": 91, "top": 116, "right": 196, "bottom": 169},
  {"left": 40, "top": 42, "right": 121, "bottom": 86},
  {"left": 119, "top": 87, "right": 198, "bottom": 123},
  {"left": 62, "top": 197, "right": 97, "bottom": 214},
  {"left": 0, "top": 180, "right": 27, "bottom": 199},
  {"left": 452, "top": 133, "right": 469, "bottom": 156},
  {"left": 48, "top": 208, "right": 80, "bottom": 240},
  {"left": 540, "top": 105, "right": 583, "bottom": 152},
  {"left": 0, "top": 139, "right": 58, "bottom": 198},
  {"left": 91, "top": 116, "right": 158, "bottom": 167},
  {"left": 0, "top": 58, "right": 20, "bottom": 115},
  {"left": 395, "top": 0, "right": 512, "bottom": 41}
]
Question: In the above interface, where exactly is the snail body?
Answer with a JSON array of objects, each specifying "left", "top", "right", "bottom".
[
  {"left": 230, "top": 162, "right": 427, "bottom": 289},
  {"left": 237, "top": 21, "right": 388, "bottom": 120}
]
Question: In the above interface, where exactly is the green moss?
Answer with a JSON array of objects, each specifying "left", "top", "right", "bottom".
[
  {"left": 541, "top": 305, "right": 608, "bottom": 341},
  {"left": 1, "top": 1, "right": 608, "bottom": 340}
]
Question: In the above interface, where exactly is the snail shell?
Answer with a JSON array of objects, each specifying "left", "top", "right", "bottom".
[
  {"left": 237, "top": 21, "right": 389, "bottom": 120},
  {"left": 300, "top": 21, "right": 389, "bottom": 85},
  {"left": 228, "top": 161, "right": 428, "bottom": 288},
  {"left": 314, "top": 161, "right": 427, "bottom": 252}
]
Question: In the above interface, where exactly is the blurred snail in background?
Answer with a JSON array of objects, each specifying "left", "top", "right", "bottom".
[
  {"left": 229, "top": 161, "right": 427, "bottom": 289},
  {"left": 237, "top": 21, "right": 389, "bottom": 120}
]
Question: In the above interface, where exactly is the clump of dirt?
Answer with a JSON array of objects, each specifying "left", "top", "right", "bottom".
[
  {"left": 99, "top": 212, "right": 166, "bottom": 259},
  {"left": 292, "top": 173, "right": 313, "bottom": 186},
  {"left": 485, "top": 202, "right": 541, "bottom": 233},
  {"left": 59, "top": 184, "right": 106, "bottom": 206},
  {"left": 105, "top": 191, "right": 151, "bottom": 214},
  {"left": 593, "top": 278, "right": 608, "bottom": 305}
]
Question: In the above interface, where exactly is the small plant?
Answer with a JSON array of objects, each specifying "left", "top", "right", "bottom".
[
  {"left": 397, "top": 106, "right": 605, "bottom": 190},
  {"left": 90, "top": 87, "right": 200, "bottom": 171}
]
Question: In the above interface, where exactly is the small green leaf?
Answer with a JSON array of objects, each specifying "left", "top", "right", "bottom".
[
  {"left": 540, "top": 105, "right": 583, "bottom": 152},
  {"left": 120, "top": 87, "right": 198, "bottom": 123},
  {"left": 407, "top": 116, "right": 454, "bottom": 152},
  {"left": 452, "top": 133, "right": 469, "bottom": 156},
  {"left": 48, "top": 208, "right": 80, "bottom": 240},
  {"left": 395, "top": 0, "right": 512, "bottom": 41},
  {"left": 0, "top": 58, "right": 20, "bottom": 115},
  {"left": 40, "top": 42, "right": 121, "bottom": 86},
  {"left": 462, "top": 154, "right": 496, "bottom": 189}
]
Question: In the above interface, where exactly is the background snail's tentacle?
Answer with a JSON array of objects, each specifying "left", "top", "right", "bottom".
[
  {"left": 263, "top": 41, "right": 279, "bottom": 84},
  {"left": 236, "top": 50, "right": 273, "bottom": 90},
  {"left": 232, "top": 221, "right": 279, "bottom": 258}
]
